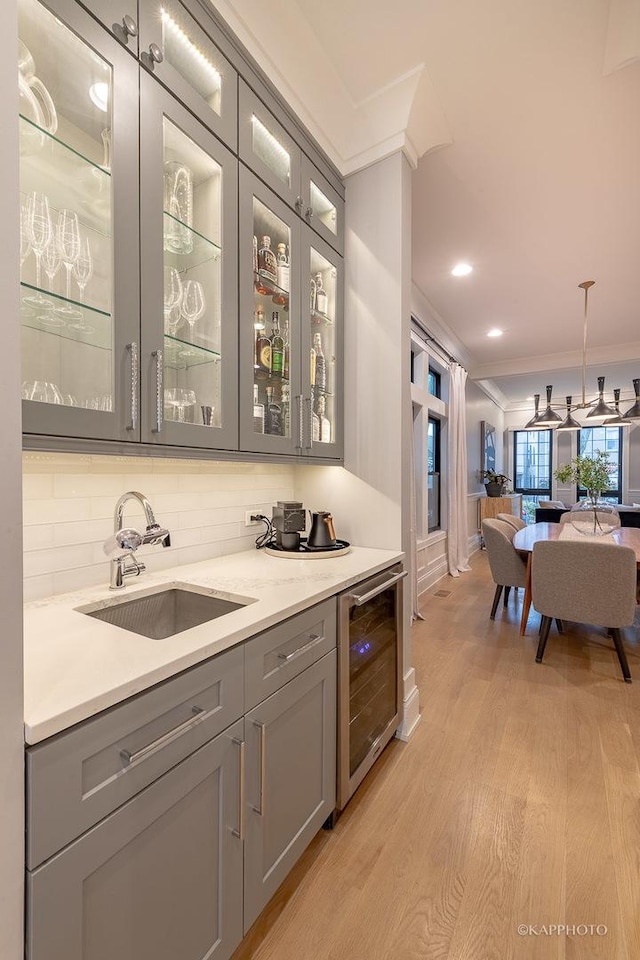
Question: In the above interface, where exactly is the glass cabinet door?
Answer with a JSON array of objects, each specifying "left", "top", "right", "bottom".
[
  {"left": 140, "top": 74, "right": 238, "bottom": 449},
  {"left": 300, "top": 154, "right": 344, "bottom": 257},
  {"left": 238, "top": 80, "right": 302, "bottom": 212},
  {"left": 138, "top": 0, "right": 237, "bottom": 149},
  {"left": 302, "top": 230, "right": 343, "bottom": 459},
  {"left": 19, "top": 0, "right": 140, "bottom": 441},
  {"left": 239, "top": 167, "right": 301, "bottom": 455}
]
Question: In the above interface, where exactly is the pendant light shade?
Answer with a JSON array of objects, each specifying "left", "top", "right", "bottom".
[
  {"left": 557, "top": 396, "right": 581, "bottom": 431},
  {"left": 603, "top": 388, "right": 632, "bottom": 427},
  {"left": 536, "top": 385, "right": 563, "bottom": 425},
  {"left": 585, "top": 376, "right": 617, "bottom": 420},
  {"left": 523, "top": 393, "right": 542, "bottom": 429},
  {"left": 622, "top": 378, "right": 640, "bottom": 420}
]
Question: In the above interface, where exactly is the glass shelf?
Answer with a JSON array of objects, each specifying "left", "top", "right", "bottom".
[
  {"left": 253, "top": 272, "right": 290, "bottom": 305},
  {"left": 20, "top": 114, "right": 111, "bottom": 177},
  {"left": 163, "top": 213, "right": 221, "bottom": 272},
  {"left": 164, "top": 333, "right": 221, "bottom": 369},
  {"left": 20, "top": 282, "right": 112, "bottom": 350},
  {"left": 253, "top": 370, "right": 291, "bottom": 384},
  {"left": 311, "top": 308, "right": 333, "bottom": 326}
]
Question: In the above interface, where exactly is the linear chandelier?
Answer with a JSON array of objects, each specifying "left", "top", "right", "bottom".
[{"left": 523, "top": 280, "right": 640, "bottom": 431}]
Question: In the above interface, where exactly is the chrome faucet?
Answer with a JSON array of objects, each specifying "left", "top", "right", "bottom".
[{"left": 104, "top": 491, "right": 171, "bottom": 589}]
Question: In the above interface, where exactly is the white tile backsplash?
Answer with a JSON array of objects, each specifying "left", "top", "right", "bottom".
[{"left": 23, "top": 453, "right": 295, "bottom": 600}]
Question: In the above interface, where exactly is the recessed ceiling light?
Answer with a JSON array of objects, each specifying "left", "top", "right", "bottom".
[
  {"left": 487, "top": 329, "right": 503, "bottom": 338},
  {"left": 89, "top": 82, "right": 109, "bottom": 112},
  {"left": 451, "top": 262, "right": 473, "bottom": 277}
]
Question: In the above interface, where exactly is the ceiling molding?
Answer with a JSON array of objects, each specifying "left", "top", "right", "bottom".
[
  {"left": 411, "top": 282, "right": 473, "bottom": 369},
  {"left": 469, "top": 339, "right": 640, "bottom": 381}
]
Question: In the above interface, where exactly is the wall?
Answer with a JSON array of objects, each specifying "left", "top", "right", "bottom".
[
  {"left": 0, "top": 0, "right": 24, "bottom": 953},
  {"left": 23, "top": 455, "right": 295, "bottom": 601}
]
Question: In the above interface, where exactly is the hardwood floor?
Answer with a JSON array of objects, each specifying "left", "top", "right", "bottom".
[{"left": 232, "top": 549, "right": 640, "bottom": 960}]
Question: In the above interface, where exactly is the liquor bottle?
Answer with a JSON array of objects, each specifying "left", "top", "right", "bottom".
[
  {"left": 318, "top": 395, "right": 331, "bottom": 443},
  {"left": 313, "top": 331, "right": 326, "bottom": 394},
  {"left": 276, "top": 242, "right": 289, "bottom": 292},
  {"left": 310, "top": 276, "right": 317, "bottom": 312},
  {"left": 252, "top": 235, "right": 258, "bottom": 273},
  {"left": 254, "top": 304, "right": 265, "bottom": 330},
  {"left": 315, "top": 272, "right": 328, "bottom": 315},
  {"left": 311, "top": 403, "right": 320, "bottom": 443},
  {"left": 265, "top": 386, "right": 283, "bottom": 436},
  {"left": 255, "top": 326, "right": 271, "bottom": 373},
  {"left": 270, "top": 312, "right": 284, "bottom": 378},
  {"left": 258, "top": 235, "right": 277, "bottom": 283},
  {"left": 281, "top": 382, "right": 290, "bottom": 437},
  {"left": 282, "top": 314, "right": 290, "bottom": 380},
  {"left": 253, "top": 383, "right": 265, "bottom": 434}
]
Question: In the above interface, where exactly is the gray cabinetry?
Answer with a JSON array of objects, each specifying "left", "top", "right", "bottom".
[
  {"left": 243, "top": 650, "right": 336, "bottom": 932},
  {"left": 27, "top": 720, "right": 244, "bottom": 960},
  {"left": 75, "top": 0, "right": 139, "bottom": 53}
]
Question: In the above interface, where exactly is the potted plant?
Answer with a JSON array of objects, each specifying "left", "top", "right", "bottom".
[
  {"left": 554, "top": 450, "right": 617, "bottom": 534},
  {"left": 481, "top": 469, "right": 510, "bottom": 498}
]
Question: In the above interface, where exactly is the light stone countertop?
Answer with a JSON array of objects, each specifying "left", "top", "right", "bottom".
[{"left": 23, "top": 545, "right": 404, "bottom": 745}]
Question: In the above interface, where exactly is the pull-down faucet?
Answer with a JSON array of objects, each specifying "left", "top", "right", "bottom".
[{"left": 103, "top": 491, "right": 171, "bottom": 589}]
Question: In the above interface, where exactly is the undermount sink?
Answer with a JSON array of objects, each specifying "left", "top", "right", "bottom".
[{"left": 77, "top": 583, "right": 253, "bottom": 640}]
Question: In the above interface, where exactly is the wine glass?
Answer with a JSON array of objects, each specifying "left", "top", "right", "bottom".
[
  {"left": 53, "top": 209, "right": 82, "bottom": 321},
  {"left": 164, "top": 387, "right": 196, "bottom": 422},
  {"left": 178, "top": 280, "right": 205, "bottom": 357},
  {"left": 68, "top": 235, "right": 95, "bottom": 333},
  {"left": 163, "top": 266, "right": 184, "bottom": 335},
  {"left": 22, "top": 192, "right": 53, "bottom": 308},
  {"left": 39, "top": 239, "right": 65, "bottom": 327}
]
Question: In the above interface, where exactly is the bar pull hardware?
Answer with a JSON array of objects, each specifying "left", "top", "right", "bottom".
[
  {"left": 120, "top": 706, "right": 205, "bottom": 766},
  {"left": 304, "top": 396, "right": 313, "bottom": 449},
  {"left": 126, "top": 341, "right": 138, "bottom": 431},
  {"left": 232, "top": 737, "right": 245, "bottom": 840},
  {"left": 295, "top": 394, "right": 303, "bottom": 449},
  {"left": 277, "top": 633, "right": 322, "bottom": 662},
  {"left": 252, "top": 720, "right": 266, "bottom": 816},
  {"left": 152, "top": 349, "right": 163, "bottom": 432},
  {"left": 349, "top": 570, "right": 407, "bottom": 606}
]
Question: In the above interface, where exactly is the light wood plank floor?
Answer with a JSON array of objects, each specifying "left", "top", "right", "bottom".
[{"left": 232, "top": 550, "right": 640, "bottom": 960}]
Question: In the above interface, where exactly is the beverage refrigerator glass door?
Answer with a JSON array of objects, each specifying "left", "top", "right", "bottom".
[{"left": 336, "top": 565, "right": 407, "bottom": 811}]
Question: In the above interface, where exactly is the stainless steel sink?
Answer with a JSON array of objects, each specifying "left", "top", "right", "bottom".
[{"left": 77, "top": 583, "right": 253, "bottom": 640}]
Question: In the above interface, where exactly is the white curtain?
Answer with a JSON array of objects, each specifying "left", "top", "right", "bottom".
[
  {"left": 409, "top": 406, "right": 425, "bottom": 621},
  {"left": 447, "top": 363, "right": 471, "bottom": 577}
]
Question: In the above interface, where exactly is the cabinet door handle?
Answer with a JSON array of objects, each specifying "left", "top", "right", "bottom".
[
  {"left": 295, "top": 196, "right": 304, "bottom": 212},
  {"left": 152, "top": 349, "right": 163, "bottom": 432},
  {"left": 232, "top": 737, "right": 245, "bottom": 840},
  {"left": 252, "top": 720, "right": 266, "bottom": 817},
  {"left": 148, "top": 42, "right": 164, "bottom": 64},
  {"left": 305, "top": 206, "right": 313, "bottom": 220},
  {"left": 305, "top": 396, "right": 313, "bottom": 449},
  {"left": 349, "top": 570, "right": 408, "bottom": 606},
  {"left": 277, "top": 633, "right": 322, "bottom": 661},
  {"left": 126, "top": 341, "right": 138, "bottom": 431},
  {"left": 295, "top": 394, "right": 303, "bottom": 450},
  {"left": 121, "top": 14, "right": 138, "bottom": 37},
  {"left": 120, "top": 706, "right": 205, "bottom": 766}
]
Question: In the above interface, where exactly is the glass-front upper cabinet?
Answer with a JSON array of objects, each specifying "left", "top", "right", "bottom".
[
  {"left": 300, "top": 154, "right": 344, "bottom": 257},
  {"left": 140, "top": 74, "right": 238, "bottom": 449},
  {"left": 19, "top": 0, "right": 140, "bottom": 441},
  {"left": 239, "top": 168, "right": 301, "bottom": 456},
  {"left": 302, "top": 231, "right": 343, "bottom": 459},
  {"left": 138, "top": 0, "right": 237, "bottom": 149}
]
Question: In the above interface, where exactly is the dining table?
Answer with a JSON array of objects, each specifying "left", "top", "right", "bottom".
[{"left": 512, "top": 522, "right": 640, "bottom": 636}]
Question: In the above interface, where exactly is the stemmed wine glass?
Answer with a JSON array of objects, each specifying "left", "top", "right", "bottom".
[
  {"left": 22, "top": 192, "right": 53, "bottom": 308},
  {"left": 164, "top": 387, "right": 197, "bottom": 422},
  {"left": 179, "top": 280, "right": 206, "bottom": 357},
  {"left": 68, "top": 235, "right": 94, "bottom": 333},
  {"left": 163, "top": 265, "right": 184, "bottom": 335},
  {"left": 39, "top": 239, "right": 64, "bottom": 327},
  {"left": 53, "top": 208, "right": 82, "bottom": 322}
]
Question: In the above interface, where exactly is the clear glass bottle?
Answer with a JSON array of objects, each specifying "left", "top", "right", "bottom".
[
  {"left": 254, "top": 304, "right": 265, "bottom": 330},
  {"left": 314, "top": 272, "right": 327, "bottom": 314},
  {"left": 312, "top": 403, "right": 320, "bottom": 443},
  {"left": 253, "top": 383, "right": 265, "bottom": 434},
  {"left": 270, "top": 311, "right": 284, "bottom": 378},
  {"left": 255, "top": 325, "right": 271, "bottom": 373},
  {"left": 310, "top": 275, "right": 317, "bottom": 312},
  {"left": 265, "top": 385, "right": 283, "bottom": 436},
  {"left": 276, "top": 242, "right": 289, "bottom": 292},
  {"left": 318, "top": 394, "right": 331, "bottom": 443},
  {"left": 252, "top": 234, "right": 258, "bottom": 273},
  {"left": 313, "top": 331, "right": 326, "bottom": 394},
  {"left": 258, "top": 235, "right": 277, "bottom": 283}
]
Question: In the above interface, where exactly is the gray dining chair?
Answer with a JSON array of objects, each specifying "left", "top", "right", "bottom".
[
  {"left": 496, "top": 513, "right": 526, "bottom": 531},
  {"left": 531, "top": 540, "right": 636, "bottom": 682},
  {"left": 482, "top": 518, "right": 528, "bottom": 620},
  {"left": 558, "top": 510, "right": 621, "bottom": 529}
]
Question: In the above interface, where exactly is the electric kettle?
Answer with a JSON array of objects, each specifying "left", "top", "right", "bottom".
[{"left": 307, "top": 510, "right": 336, "bottom": 548}]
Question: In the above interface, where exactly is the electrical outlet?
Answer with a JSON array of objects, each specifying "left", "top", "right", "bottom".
[{"left": 244, "top": 511, "right": 262, "bottom": 527}]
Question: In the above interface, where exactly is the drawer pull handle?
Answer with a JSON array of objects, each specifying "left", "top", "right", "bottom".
[
  {"left": 277, "top": 633, "right": 322, "bottom": 661},
  {"left": 232, "top": 737, "right": 245, "bottom": 840},
  {"left": 252, "top": 720, "right": 266, "bottom": 816},
  {"left": 120, "top": 706, "right": 205, "bottom": 766}
]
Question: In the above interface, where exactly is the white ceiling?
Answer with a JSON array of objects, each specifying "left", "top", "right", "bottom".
[{"left": 211, "top": 0, "right": 640, "bottom": 408}]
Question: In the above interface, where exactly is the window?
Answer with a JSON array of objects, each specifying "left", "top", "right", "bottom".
[
  {"left": 513, "top": 430, "right": 552, "bottom": 522},
  {"left": 577, "top": 427, "right": 622, "bottom": 502},
  {"left": 428, "top": 367, "right": 441, "bottom": 398},
  {"left": 427, "top": 417, "right": 441, "bottom": 532}
]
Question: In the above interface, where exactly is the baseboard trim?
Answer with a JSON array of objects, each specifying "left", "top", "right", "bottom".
[{"left": 396, "top": 682, "right": 421, "bottom": 742}]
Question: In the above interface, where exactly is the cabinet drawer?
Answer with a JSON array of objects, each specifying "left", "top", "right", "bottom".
[
  {"left": 244, "top": 599, "right": 336, "bottom": 710},
  {"left": 27, "top": 644, "right": 243, "bottom": 869}
]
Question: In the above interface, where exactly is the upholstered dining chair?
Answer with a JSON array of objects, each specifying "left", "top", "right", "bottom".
[
  {"left": 482, "top": 518, "right": 528, "bottom": 620},
  {"left": 495, "top": 513, "right": 527, "bottom": 531},
  {"left": 558, "top": 510, "right": 621, "bottom": 529},
  {"left": 531, "top": 540, "right": 636, "bottom": 682}
]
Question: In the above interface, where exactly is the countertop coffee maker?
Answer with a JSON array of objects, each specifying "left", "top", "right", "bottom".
[
  {"left": 270, "top": 502, "right": 345, "bottom": 554},
  {"left": 272, "top": 501, "right": 306, "bottom": 550}
]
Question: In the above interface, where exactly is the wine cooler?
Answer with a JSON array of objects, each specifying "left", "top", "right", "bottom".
[{"left": 337, "top": 565, "right": 406, "bottom": 810}]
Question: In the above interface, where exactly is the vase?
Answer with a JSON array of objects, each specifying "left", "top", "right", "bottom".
[
  {"left": 485, "top": 482, "right": 504, "bottom": 498},
  {"left": 568, "top": 496, "right": 619, "bottom": 536}
]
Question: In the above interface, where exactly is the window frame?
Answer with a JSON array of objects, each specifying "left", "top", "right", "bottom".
[
  {"left": 427, "top": 415, "right": 441, "bottom": 533},
  {"left": 576, "top": 426, "right": 623, "bottom": 503},
  {"left": 428, "top": 366, "right": 441, "bottom": 399},
  {"left": 513, "top": 429, "right": 553, "bottom": 496}
]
